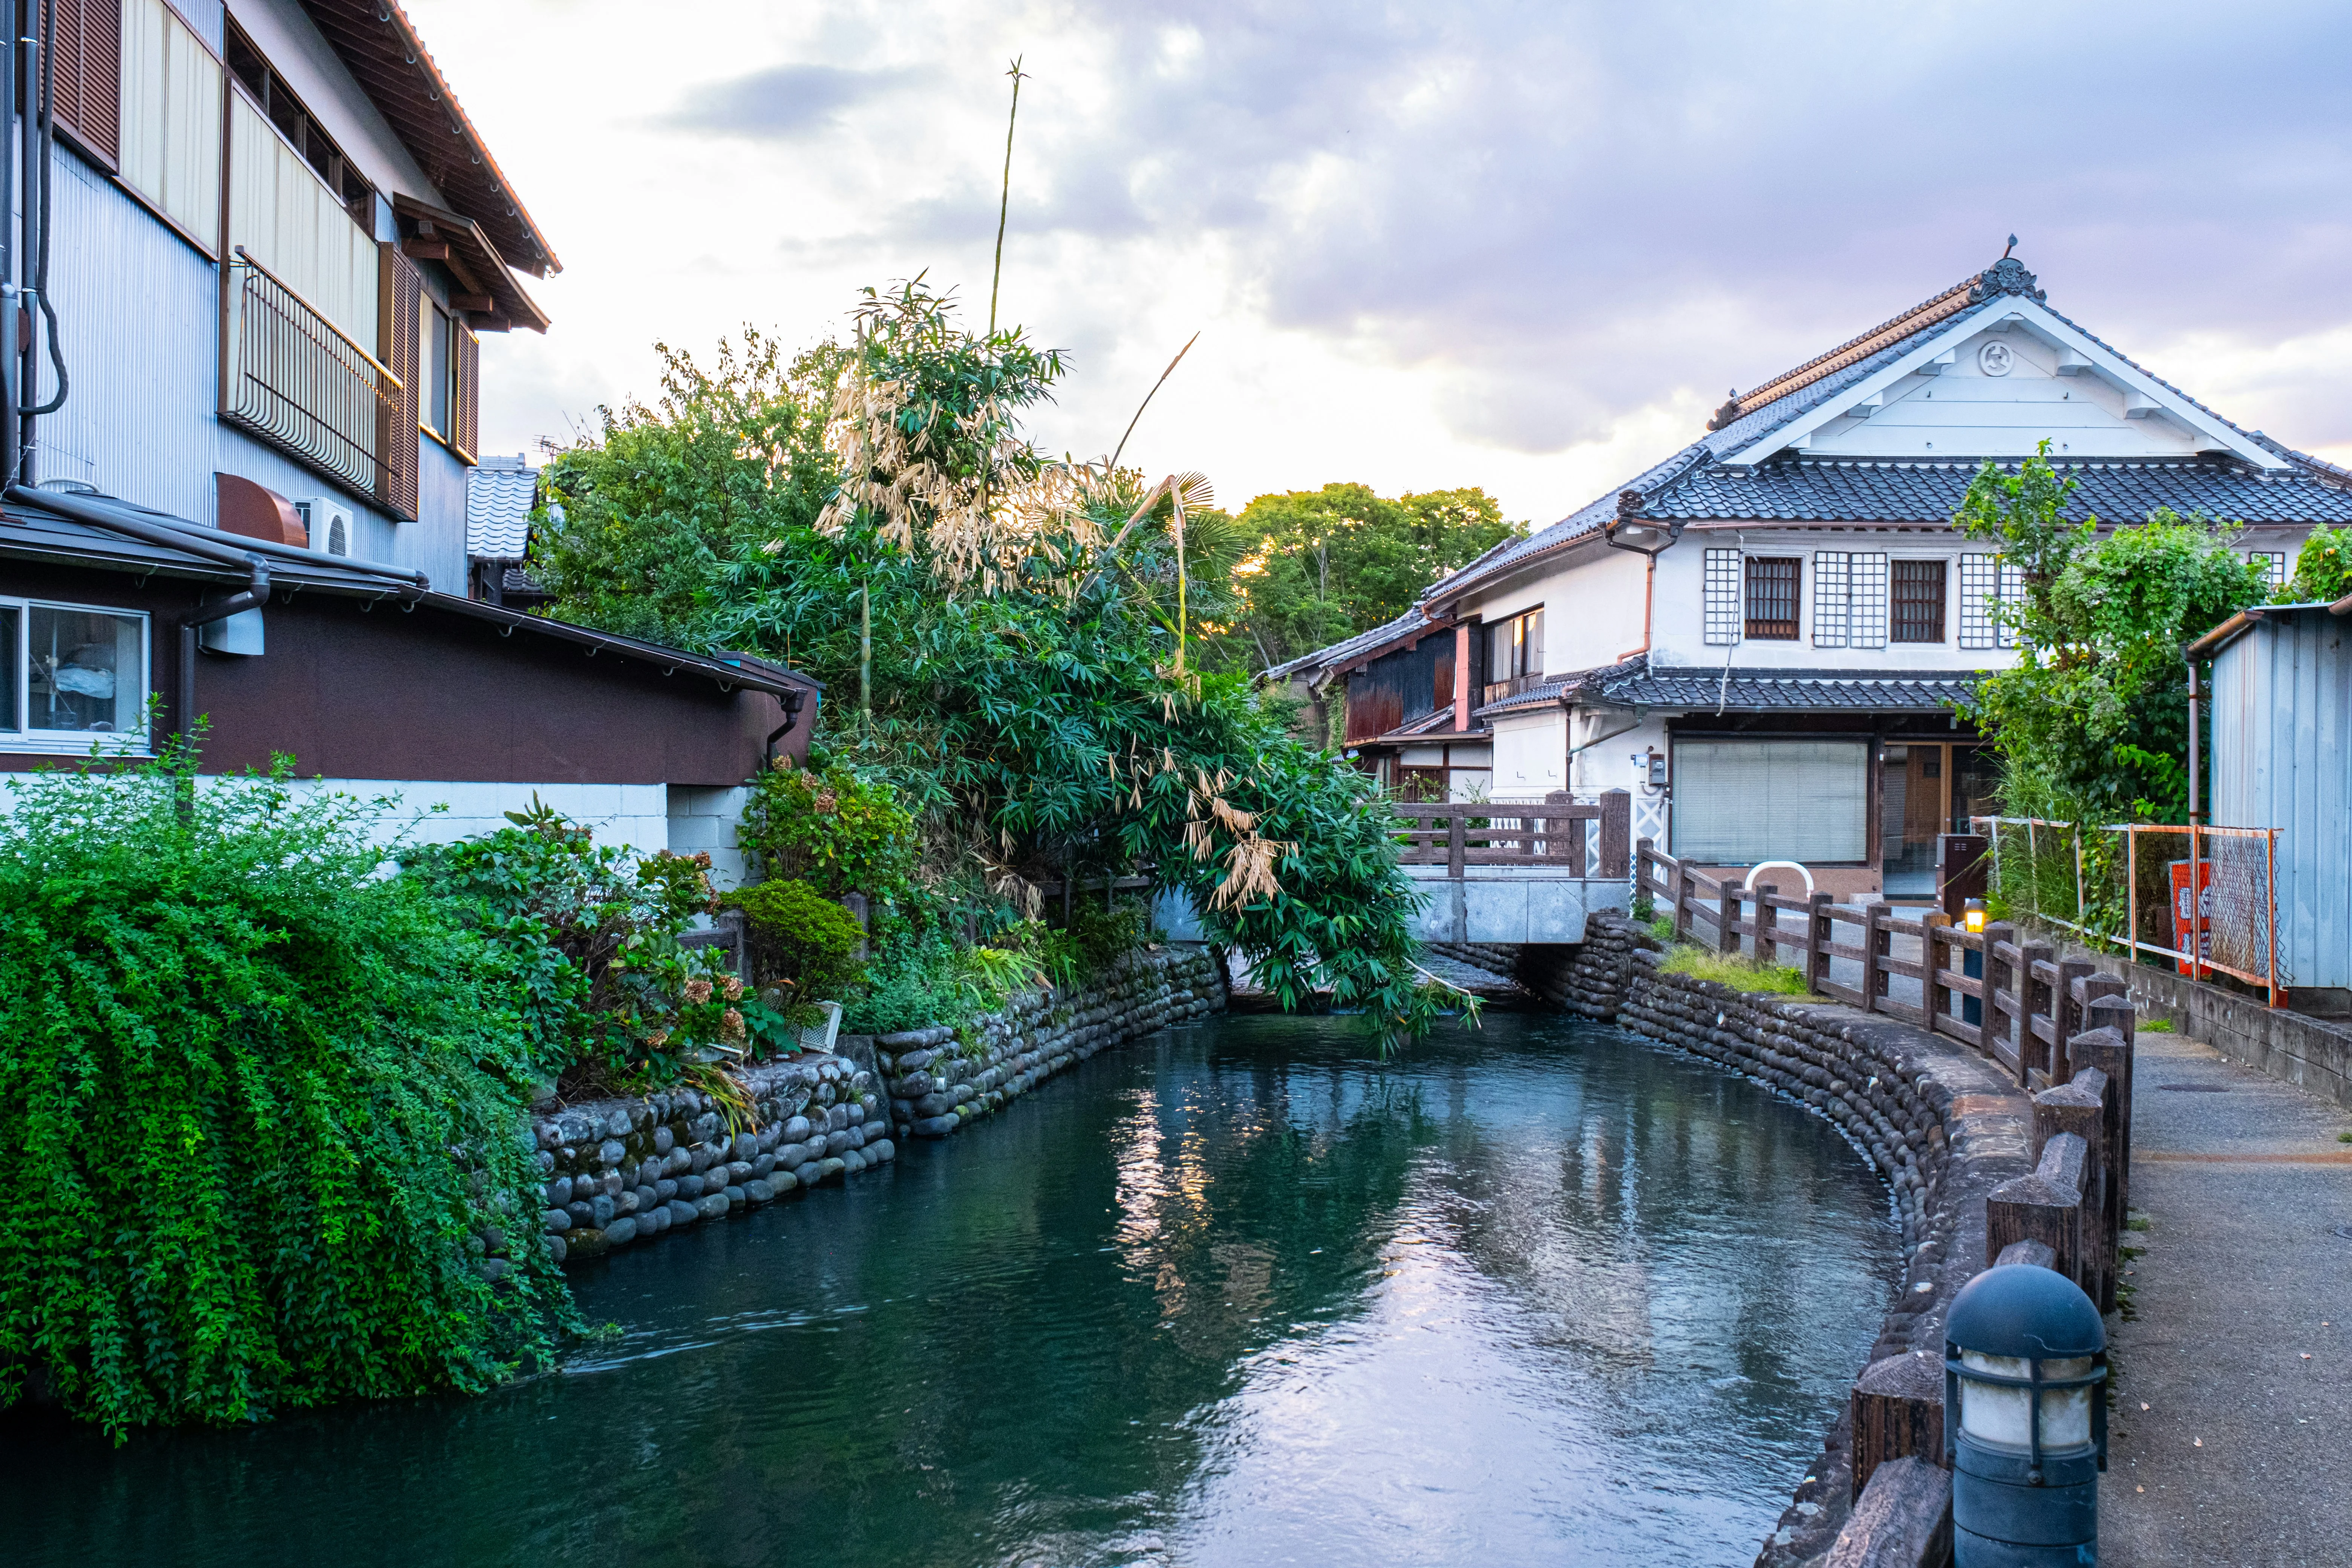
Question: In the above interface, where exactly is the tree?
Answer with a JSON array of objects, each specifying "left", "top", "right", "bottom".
[
  {"left": 1955, "top": 443, "right": 2269, "bottom": 822},
  {"left": 1214, "top": 484, "right": 1522, "bottom": 672}
]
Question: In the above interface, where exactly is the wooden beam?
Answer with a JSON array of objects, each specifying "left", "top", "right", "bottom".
[
  {"left": 402, "top": 237, "right": 450, "bottom": 260},
  {"left": 450, "top": 294, "right": 495, "bottom": 313}
]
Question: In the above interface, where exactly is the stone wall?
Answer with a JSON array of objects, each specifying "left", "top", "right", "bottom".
[
  {"left": 528, "top": 946, "right": 1225, "bottom": 1267},
  {"left": 1442, "top": 913, "right": 2035, "bottom": 1566},
  {"left": 871, "top": 948, "right": 1225, "bottom": 1141}
]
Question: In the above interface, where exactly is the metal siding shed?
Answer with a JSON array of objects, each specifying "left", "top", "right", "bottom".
[{"left": 2208, "top": 608, "right": 2352, "bottom": 991}]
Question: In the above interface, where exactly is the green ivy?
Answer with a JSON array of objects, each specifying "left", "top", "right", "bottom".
[{"left": 0, "top": 749, "right": 575, "bottom": 1438}]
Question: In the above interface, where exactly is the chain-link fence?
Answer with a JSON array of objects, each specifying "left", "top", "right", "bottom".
[{"left": 1972, "top": 816, "right": 2285, "bottom": 998}]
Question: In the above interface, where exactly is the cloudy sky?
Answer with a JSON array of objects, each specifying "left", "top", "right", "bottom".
[{"left": 406, "top": 0, "right": 2352, "bottom": 526}]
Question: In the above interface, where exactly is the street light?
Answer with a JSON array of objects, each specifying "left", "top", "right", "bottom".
[
  {"left": 1945, "top": 1263, "right": 2108, "bottom": 1566},
  {"left": 1963, "top": 898, "right": 1987, "bottom": 1026}
]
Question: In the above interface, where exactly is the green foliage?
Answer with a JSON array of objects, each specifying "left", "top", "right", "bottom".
[
  {"left": 1213, "top": 483, "right": 1523, "bottom": 674},
  {"left": 530, "top": 330, "right": 839, "bottom": 647},
  {"left": 721, "top": 877, "right": 868, "bottom": 1011},
  {"left": 1956, "top": 444, "right": 2269, "bottom": 823},
  {"left": 401, "top": 800, "right": 741, "bottom": 1084},
  {"left": 843, "top": 927, "right": 1045, "bottom": 1035},
  {"left": 2284, "top": 524, "right": 2352, "bottom": 604},
  {"left": 0, "top": 750, "right": 574, "bottom": 1438},
  {"left": 738, "top": 759, "right": 919, "bottom": 900},
  {"left": 1658, "top": 945, "right": 1810, "bottom": 995}
]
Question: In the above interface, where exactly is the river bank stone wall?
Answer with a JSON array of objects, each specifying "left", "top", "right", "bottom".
[
  {"left": 1448, "top": 913, "right": 2036, "bottom": 1566},
  {"left": 868, "top": 947, "right": 1224, "bottom": 1142},
  {"left": 528, "top": 946, "right": 1225, "bottom": 1268}
]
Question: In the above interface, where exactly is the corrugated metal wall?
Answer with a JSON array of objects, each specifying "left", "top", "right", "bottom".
[{"left": 2211, "top": 612, "right": 2352, "bottom": 989}]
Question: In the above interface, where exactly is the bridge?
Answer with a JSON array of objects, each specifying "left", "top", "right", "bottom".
[{"left": 1389, "top": 792, "right": 1633, "bottom": 945}]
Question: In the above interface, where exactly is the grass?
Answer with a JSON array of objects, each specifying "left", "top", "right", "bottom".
[
  {"left": 2338, "top": 1131, "right": 2352, "bottom": 1145},
  {"left": 1658, "top": 945, "right": 1811, "bottom": 997},
  {"left": 2137, "top": 1018, "right": 2176, "bottom": 1033}
]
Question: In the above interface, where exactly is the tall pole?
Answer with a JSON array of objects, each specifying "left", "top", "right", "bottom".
[
  {"left": 987, "top": 57, "right": 1026, "bottom": 336},
  {"left": 859, "top": 582, "right": 871, "bottom": 725}
]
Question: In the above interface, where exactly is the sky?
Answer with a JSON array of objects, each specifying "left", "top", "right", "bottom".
[{"left": 404, "top": 0, "right": 2352, "bottom": 528}]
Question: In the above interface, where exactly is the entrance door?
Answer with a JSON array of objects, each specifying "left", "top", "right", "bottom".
[{"left": 1880, "top": 743, "right": 1995, "bottom": 896}]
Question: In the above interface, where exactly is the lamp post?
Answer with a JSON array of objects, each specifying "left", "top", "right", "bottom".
[
  {"left": 1945, "top": 1263, "right": 2108, "bottom": 1565},
  {"left": 1963, "top": 898, "right": 1987, "bottom": 1027}
]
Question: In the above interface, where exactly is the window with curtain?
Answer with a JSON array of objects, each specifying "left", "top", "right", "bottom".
[
  {"left": 2, "top": 599, "right": 148, "bottom": 743},
  {"left": 1670, "top": 738, "right": 1868, "bottom": 863},
  {"left": 1744, "top": 556, "right": 1800, "bottom": 640},
  {"left": 423, "top": 302, "right": 453, "bottom": 436},
  {"left": 1486, "top": 607, "right": 1543, "bottom": 680},
  {"left": 1891, "top": 559, "right": 1947, "bottom": 643}
]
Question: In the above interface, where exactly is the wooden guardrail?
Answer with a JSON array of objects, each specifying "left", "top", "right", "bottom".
[{"left": 1390, "top": 790, "right": 1631, "bottom": 877}]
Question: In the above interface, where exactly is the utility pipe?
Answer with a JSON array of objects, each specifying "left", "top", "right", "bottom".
[{"left": 1, "top": 10, "right": 16, "bottom": 486}]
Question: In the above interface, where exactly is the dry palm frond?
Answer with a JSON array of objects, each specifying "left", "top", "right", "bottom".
[
  {"left": 683, "top": 1062, "right": 760, "bottom": 1136},
  {"left": 1210, "top": 832, "right": 1292, "bottom": 910}
]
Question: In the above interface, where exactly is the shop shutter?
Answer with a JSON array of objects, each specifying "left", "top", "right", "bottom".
[
  {"left": 455, "top": 324, "right": 480, "bottom": 464},
  {"left": 1669, "top": 738, "right": 1868, "bottom": 864},
  {"left": 47, "top": 0, "right": 121, "bottom": 168},
  {"left": 376, "top": 243, "right": 422, "bottom": 519}
]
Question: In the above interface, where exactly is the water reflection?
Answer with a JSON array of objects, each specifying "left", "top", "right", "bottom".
[{"left": 2, "top": 1012, "right": 1896, "bottom": 1568}]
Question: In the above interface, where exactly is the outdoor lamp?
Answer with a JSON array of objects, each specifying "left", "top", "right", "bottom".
[
  {"left": 1945, "top": 1264, "right": 2108, "bottom": 1566},
  {"left": 1962, "top": 899, "right": 1988, "bottom": 1025}
]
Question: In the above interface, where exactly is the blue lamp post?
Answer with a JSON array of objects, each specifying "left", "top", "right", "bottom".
[
  {"left": 1945, "top": 1263, "right": 2108, "bottom": 1565},
  {"left": 1963, "top": 898, "right": 1987, "bottom": 1027}
]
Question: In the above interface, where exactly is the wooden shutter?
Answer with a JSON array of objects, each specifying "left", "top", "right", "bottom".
[
  {"left": 453, "top": 323, "right": 479, "bottom": 464},
  {"left": 376, "top": 243, "right": 422, "bottom": 519},
  {"left": 47, "top": 0, "right": 122, "bottom": 169}
]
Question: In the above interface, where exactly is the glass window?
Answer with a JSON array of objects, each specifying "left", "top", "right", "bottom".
[
  {"left": 1485, "top": 608, "right": 1543, "bottom": 680},
  {"left": 0, "top": 605, "right": 17, "bottom": 730},
  {"left": 424, "top": 303, "right": 452, "bottom": 435},
  {"left": 1744, "top": 556, "right": 1799, "bottom": 639},
  {"left": 1891, "top": 560, "right": 1947, "bottom": 643},
  {"left": 28, "top": 606, "right": 144, "bottom": 735}
]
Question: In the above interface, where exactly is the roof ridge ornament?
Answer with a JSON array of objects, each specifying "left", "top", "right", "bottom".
[
  {"left": 1969, "top": 254, "right": 2045, "bottom": 304},
  {"left": 1705, "top": 388, "right": 1741, "bottom": 433}
]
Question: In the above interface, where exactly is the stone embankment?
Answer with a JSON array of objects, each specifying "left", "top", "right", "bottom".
[
  {"left": 529, "top": 946, "right": 1224, "bottom": 1267},
  {"left": 1448, "top": 912, "right": 2036, "bottom": 1566},
  {"left": 871, "top": 948, "right": 1224, "bottom": 1141}
]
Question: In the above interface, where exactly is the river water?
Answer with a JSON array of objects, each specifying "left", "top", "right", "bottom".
[{"left": 5, "top": 1011, "right": 1899, "bottom": 1568}]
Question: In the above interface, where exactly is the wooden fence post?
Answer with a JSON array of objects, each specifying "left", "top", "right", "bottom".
[
  {"left": 2069, "top": 1012, "right": 2136, "bottom": 1248},
  {"left": 2050, "top": 958, "right": 2094, "bottom": 1083},
  {"left": 1981, "top": 920, "right": 2017, "bottom": 1066},
  {"left": 1850, "top": 1354, "right": 1946, "bottom": 1502},
  {"left": 1922, "top": 912, "right": 1952, "bottom": 1035},
  {"left": 1986, "top": 1132, "right": 2088, "bottom": 1286},
  {"left": 1634, "top": 837, "right": 1655, "bottom": 911},
  {"left": 1447, "top": 812, "right": 1465, "bottom": 879},
  {"left": 1807, "top": 890, "right": 1834, "bottom": 996},
  {"left": 1720, "top": 880, "right": 1743, "bottom": 957},
  {"left": 1677, "top": 863, "right": 1695, "bottom": 940},
  {"left": 1599, "top": 789, "right": 1632, "bottom": 879},
  {"left": 1863, "top": 902, "right": 1893, "bottom": 1014},
  {"left": 1758, "top": 885, "right": 1780, "bottom": 966},
  {"left": 2034, "top": 1072, "right": 2112, "bottom": 1308},
  {"left": 2018, "top": 940, "right": 2055, "bottom": 1086}
]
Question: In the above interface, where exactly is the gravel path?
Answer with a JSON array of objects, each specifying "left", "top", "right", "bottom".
[{"left": 2101, "top": 1026, "right": 2352, "bottom": 1568}]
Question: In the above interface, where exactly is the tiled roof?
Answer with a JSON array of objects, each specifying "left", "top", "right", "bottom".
[
  {"left": 1369, "top": 707, "right": 1463, "bottom": 743},
  {"left": 1260, "top": 606, "right": 1438, "bottom": 681},
  {"left": 1471, "top": 678, "right": 1574, "bottom": 719},
  {"left": 1644, "top": 456, "right": 2352, "bottom": 525},
  {"left": 1598, "top": 666, "right": 1984, "bottom": 712},
  {"left": 466, "top": 455, "right": 538, "bottom": 559}
]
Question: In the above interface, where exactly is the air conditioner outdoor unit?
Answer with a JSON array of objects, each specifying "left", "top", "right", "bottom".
[{"left": 292, "top": 497, "right": 354, "bottom": 557}]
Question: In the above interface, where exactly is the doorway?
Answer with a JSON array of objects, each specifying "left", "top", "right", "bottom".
[{"left": 1880, "top": 742, "right": 1997, "bottom": 897}]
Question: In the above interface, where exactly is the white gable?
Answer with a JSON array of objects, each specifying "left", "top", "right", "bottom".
[{"left": 1725, "top": 300, "right": 2290, "bottom": 470}]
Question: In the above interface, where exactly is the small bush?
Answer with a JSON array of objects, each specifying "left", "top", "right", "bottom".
[
  {"left": 738, "top": 757, "right": 917, "bottom": 900},
  {"left": 2135, "top": 1018, "right": 2176, "bottom": 1034},
  {"left": 0, "top": 751, "right": 574, "bottom": 1437},
  {"left": 723, "top": 878, "right": 867, "bottom": 1016},
  {"left": 1658, "top": 945, "right": 1811, "bottom": 996}
]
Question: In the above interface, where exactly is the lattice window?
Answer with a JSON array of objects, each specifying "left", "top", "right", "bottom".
[
  {"left": 1814, "top": 552, "right": 1852, "bottom": 647},
  {"left": 1891, "top": 559, "right": 1947, "bottom": 643},
  {"left": 1703, "top": 548, "right": 1743, "bottom": 646},
  {"left": 1959, "top": 554, "right": 2000, "bottom": 649},
  {"left": 2248, "top": 550, "right": 2288, "bottom": 593},
  {"left": 1849, "top": 553, "right": 1888, "bottom": 649},
  {"left": 1746, "top": 557, "right": 1801, "bottom": 640}
]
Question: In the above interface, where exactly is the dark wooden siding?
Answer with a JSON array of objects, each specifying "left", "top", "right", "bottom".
[
  {"left": 3, "top": 562, "right": 809, "bottom": 784},
  {"left": 1343, "top": 635, "right": 1447, "bottom": 745}
]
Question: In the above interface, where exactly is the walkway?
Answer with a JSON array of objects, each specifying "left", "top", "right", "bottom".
[{"left": 2103, "top": 1026, "right": 2352, "bottom": 1568}]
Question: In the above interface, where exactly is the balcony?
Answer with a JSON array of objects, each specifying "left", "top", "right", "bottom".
[
  {"left": 1481, "top": 671, "right": 1549, "bottom": 708},
  {"left": 221, "top": 249, "right": 411, "bottom": 514}
]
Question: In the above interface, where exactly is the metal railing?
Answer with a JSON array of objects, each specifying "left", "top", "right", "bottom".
[
  {"left": 222, "top": 248, "right": 403, "bottom": 502},
  {"left": 1479, "top": 671, "right": 1548, "bottom": 707}
]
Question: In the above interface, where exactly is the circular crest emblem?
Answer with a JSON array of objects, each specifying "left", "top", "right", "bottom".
[{"left": 1977, "top": 340, "right": 2015, "bottom": 377}]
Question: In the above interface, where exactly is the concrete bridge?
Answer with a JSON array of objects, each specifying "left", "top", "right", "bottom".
[{"left": 1394, "top": 792, "right": 1633, "bottom": 945}]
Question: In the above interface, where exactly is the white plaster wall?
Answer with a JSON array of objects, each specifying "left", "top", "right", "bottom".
[
  {"left": 1488, "top": 709, "right": 1566, "bottom": 801},
  {"left": 282, "top": 779, "right": 672, "bottom": 857},
  {"left": 668, "top": 785, "right": 753, "bottom": 891}
]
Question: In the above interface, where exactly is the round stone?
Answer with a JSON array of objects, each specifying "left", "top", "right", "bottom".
[
  {"left": 695, "top": 1193, "right": 730, "bottom": 1220},
  {"left": 544, "top": 1176, "right": 573, "bottom": 1207},
  {"left": 604, "top": 1217, "right": 639, "bottom": 1246},
  {"left": 666, "top": 1199, "right": 700, "bottom": 1227},
  {"left": 868, "top": 1138, "right": 896, "bottom": 1164},
  {"left": 768, "top": 1171, "right": 798, "bottom": 1195},
  {"left": 745, "top": 1179, "right": 775, "bottom": 1203},
  {"left": 782, "top": 1115, "right": 812, "bottom": 1143},
  {"left": 652, "top": 1125, "right": 675, "bottom": 1155},
  {"left": 794, "top": 1161, "right": 824, "bottom": 1186},
  {"left": 542, "top": 1208, "right": 572, "bottom": 1233},
  {"left": 544, "top": 1234, "right": 567, "bottom": 1264}
]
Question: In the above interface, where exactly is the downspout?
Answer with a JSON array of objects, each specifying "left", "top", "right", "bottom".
[
  {"left": 0, "top": 11, "right": 15, "bottom": 486},
  {"left": 763, "top": 688, "right": 809, "bottom": 764}
]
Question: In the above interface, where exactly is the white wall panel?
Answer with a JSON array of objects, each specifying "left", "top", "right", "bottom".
[{"left": 119, "top": 0, "right": 224, "bottom": 247}]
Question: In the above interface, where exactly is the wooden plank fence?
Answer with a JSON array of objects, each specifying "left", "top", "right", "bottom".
[{"left": 1389, "top": 790, "right": 1631, "bottom": 877}]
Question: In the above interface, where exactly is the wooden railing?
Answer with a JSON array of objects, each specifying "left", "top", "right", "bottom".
[
  {"left": 1637, "top": 838, "right": 2137, "bottom": 1094},
  {"left": 1389, "top": 790, "right": 1630, "bottom": 877}
]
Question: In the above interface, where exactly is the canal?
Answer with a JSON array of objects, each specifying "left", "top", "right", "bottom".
[{"left": 4, "top": 1011, "right": 1900, "bottom": 1567}]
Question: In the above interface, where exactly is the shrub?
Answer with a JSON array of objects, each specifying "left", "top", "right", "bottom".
[
  {"left": 1658, "top": 945, "right": 1811, "bottom": 996},
  {"left": 2285, "top": 524, "right": 2352, "bottom": 604},
  {"left": 721, "top": 878, "right": 867, "bottom": 1017},
  {"left": 401, "top": 800, "right": 747, "bottom": 1085},
  {"left": 738, "top": 757, "right": 917, "bottom": 901},
  {"left": 841, "top": 926, "right": 1048, "bottom": 1035},
  {"left": 0, "top": 752, "right": 574, "bottom": 1438}
]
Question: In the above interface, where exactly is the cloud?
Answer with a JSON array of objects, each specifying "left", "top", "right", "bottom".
[{"left": 666, "top": 63, "right": 913, "bottom": 141}]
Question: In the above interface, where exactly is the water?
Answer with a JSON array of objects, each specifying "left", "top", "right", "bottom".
[{"left": 3, "top": 1011, "right": 1899, "bottom": 1567}]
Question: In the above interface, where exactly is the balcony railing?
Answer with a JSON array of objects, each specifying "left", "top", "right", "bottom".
[
  {"left": 222, "top": 248, "right": 403, "bottom": 506},
  {"left": 1480, "top": 670, "right": 1548, "bottom": 707}
]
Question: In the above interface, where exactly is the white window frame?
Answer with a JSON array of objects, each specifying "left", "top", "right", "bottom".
[
  {"left": 1958, "top": 555, "right": 2026, "bottom": 651},
  {"left": 1703, "top": 548, "right": 1743, "bottom": 646},
  {"left": 0, "top": 598, "right": 155, "bottom": 754},
  {"left": 2248, "top": 550, "right": 2288, "bottom": 593},
  {"left": 1811, "top": 551, "right": 1888, "bottom": 649}
]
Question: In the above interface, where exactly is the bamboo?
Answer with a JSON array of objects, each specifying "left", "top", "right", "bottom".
[{"left": 987, "top": 58, "right": 1027, "bottom": 335}]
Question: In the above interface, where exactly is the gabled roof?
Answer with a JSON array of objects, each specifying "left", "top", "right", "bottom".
[
  {"left": 1420, "top": 253, "right": 2351, "bottom": 610},
  {"left": 466, "top": 455, "right": 538, "bottom": 558},
  {"left": 301, "top": 0, "right": 561, "bottom": 277},
  {"left": 1260, "top": 606, "right": 1440, "bottom": 683}
]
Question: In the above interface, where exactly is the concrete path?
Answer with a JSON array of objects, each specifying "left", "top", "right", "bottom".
[{"left": 2102, "top": 1027, "right": 2352, "bottom": 1568}]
